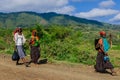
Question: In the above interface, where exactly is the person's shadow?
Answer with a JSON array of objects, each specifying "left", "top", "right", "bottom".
[{"left": 37, "top": 59, "right": 48, "bottom": 64}]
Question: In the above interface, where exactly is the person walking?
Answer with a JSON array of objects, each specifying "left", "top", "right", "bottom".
[
  {"left": 29, "top": 30, "right": 40, "bottom": 65},
  {"left": 94, "top": 31, "right": 116, "bottom": 76},
  {"left": 14, "top": 27, "right": 29, "bottom": 67},
  {"left": 13, "top": 27, "right": 19, "bottom": 65}
]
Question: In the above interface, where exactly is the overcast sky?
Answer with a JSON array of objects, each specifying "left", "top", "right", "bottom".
[{"left": 0, "top": 0, "right": 120, "bottom": 24}]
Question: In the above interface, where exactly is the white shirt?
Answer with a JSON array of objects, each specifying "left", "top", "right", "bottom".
[{"left": 14, "top": 33, "right": 26, "bottom": 46}]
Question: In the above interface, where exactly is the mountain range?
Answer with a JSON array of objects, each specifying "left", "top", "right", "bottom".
[{"left": 0, "top": 11, "right": 107, "bottom": 28}]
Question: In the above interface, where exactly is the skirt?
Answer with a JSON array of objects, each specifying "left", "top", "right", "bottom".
[
  {"left": 16, "top": 45, "right": 26, "bottom": 59},
  {"left": 94, "top": 52, "right": 114, "bottom": 72},
  {"left": 30, "top": 46, "right": 40, "bottom": 64}
]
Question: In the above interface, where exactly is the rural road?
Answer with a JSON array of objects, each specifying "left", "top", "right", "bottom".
[{"left": 0, "top": 54, "right": 119, "bottom": 80}]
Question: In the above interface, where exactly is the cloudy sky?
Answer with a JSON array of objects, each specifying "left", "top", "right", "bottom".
[{"left": 0, "top": 0, "right": 120, "bottom": 24}]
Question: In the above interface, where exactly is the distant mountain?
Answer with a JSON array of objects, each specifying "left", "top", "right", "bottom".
[
  {"left": 0, "top": 11, "right": 114, "bottom": 28},
  {"left": 0, "top": 12, "right": 46, "bottom": 28}
]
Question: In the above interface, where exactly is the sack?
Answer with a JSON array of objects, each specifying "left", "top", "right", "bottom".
[
  {"left": 12, "top": 51, "right": 20, "bottom": 61},
  {"left": 94, "top": 38, "right": 100, "bottom": 50}
]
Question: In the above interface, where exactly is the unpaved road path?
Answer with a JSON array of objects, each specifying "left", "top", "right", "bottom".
[{"left": 0, "top": 54, "right": 120, "bottom": 80}]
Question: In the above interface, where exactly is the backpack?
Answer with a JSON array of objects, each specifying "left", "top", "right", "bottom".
[{"left": 94, "top": 38, "right": 100, "bottom": 50}]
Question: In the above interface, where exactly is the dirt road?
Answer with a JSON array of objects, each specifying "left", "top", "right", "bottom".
[{"left": 0, "top": 54, "right": 119, "bottom": 80}]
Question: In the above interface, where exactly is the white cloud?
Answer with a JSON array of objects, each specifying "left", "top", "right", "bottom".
[
  {"left": 0, "top": 0, "right": 68, "bottom": 8},
  {"left": 109, "top": 13, "right": 120, "bottom": 22},
  {"left": 0, "top": 0, "right": 75, "bottom": 14},
  {"left": 53, "top": 6, "right": 75, "bottom": 14},
  {"left": 99, "top": 0, "right": 115, "bottom": 8},
  {"left": 71, "top": 0, "right": 82, "bottom": 2},
  {"left": 75, "top": 8, "right": 119, "bottom": 19},
  {"left": 71, "top": 0, "right": 95, "bottom": 2}
]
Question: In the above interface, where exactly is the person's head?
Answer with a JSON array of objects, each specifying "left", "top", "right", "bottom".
[
  {"left": 99, "top": 31, "right": 106, "bottom": 37},
  {"left": 18, "top": 27, "right": 22, "bottom": 33},
  {"left": 32, "top": 30, "right": 37, "bottom": 36}
]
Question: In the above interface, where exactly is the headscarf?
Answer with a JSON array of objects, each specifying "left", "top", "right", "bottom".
[
  {"left": 32, "top": 30, "right": 37, "bottom": 36},
  {"left": 13, "top": 27, "right": 19, "bottom": 35},
  {"left": 99, "top": 31, "right": 106, "bottom": 36}
]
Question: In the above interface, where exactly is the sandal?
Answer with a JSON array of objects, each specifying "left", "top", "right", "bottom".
[{"left": 111, "top": 72, "right": 117, "bottom": 76}]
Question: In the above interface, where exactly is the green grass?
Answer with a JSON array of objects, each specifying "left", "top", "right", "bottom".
[{"left": 112, "top": 45, "right": 120, "bottom": 50}]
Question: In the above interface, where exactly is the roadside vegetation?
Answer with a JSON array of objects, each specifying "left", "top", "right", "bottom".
[{"left": 0, "top": 24, "right": 120, "bottom": 67}]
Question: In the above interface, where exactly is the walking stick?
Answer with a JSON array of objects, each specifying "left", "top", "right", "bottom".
[{"left": 109, "top": 33, "right": 112, "bottom": 48}]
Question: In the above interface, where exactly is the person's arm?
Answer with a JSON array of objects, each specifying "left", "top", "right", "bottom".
[
  {"left": 29, "top": 38, "right": 32, "bottom": 45},
  {"left": 14, "top": 33, "right": 18, "bottom": 44},
  {"left": 22, "top": 34, "right": 26, "bottom": 44}
]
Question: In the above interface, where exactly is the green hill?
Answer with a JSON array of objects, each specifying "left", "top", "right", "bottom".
[
  {"left": 0, "top": 11, "right": 106, "bottom": 28},
  {"left": 0, "top": 12, "right": 47, "bottom": 28},
  {"left": 38, "top": 12, "right": 103, "bottom": 26}
]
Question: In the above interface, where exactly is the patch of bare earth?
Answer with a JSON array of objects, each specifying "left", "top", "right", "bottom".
[{"left": 0, "top": 54, "right": 119, "bottom": 80}]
